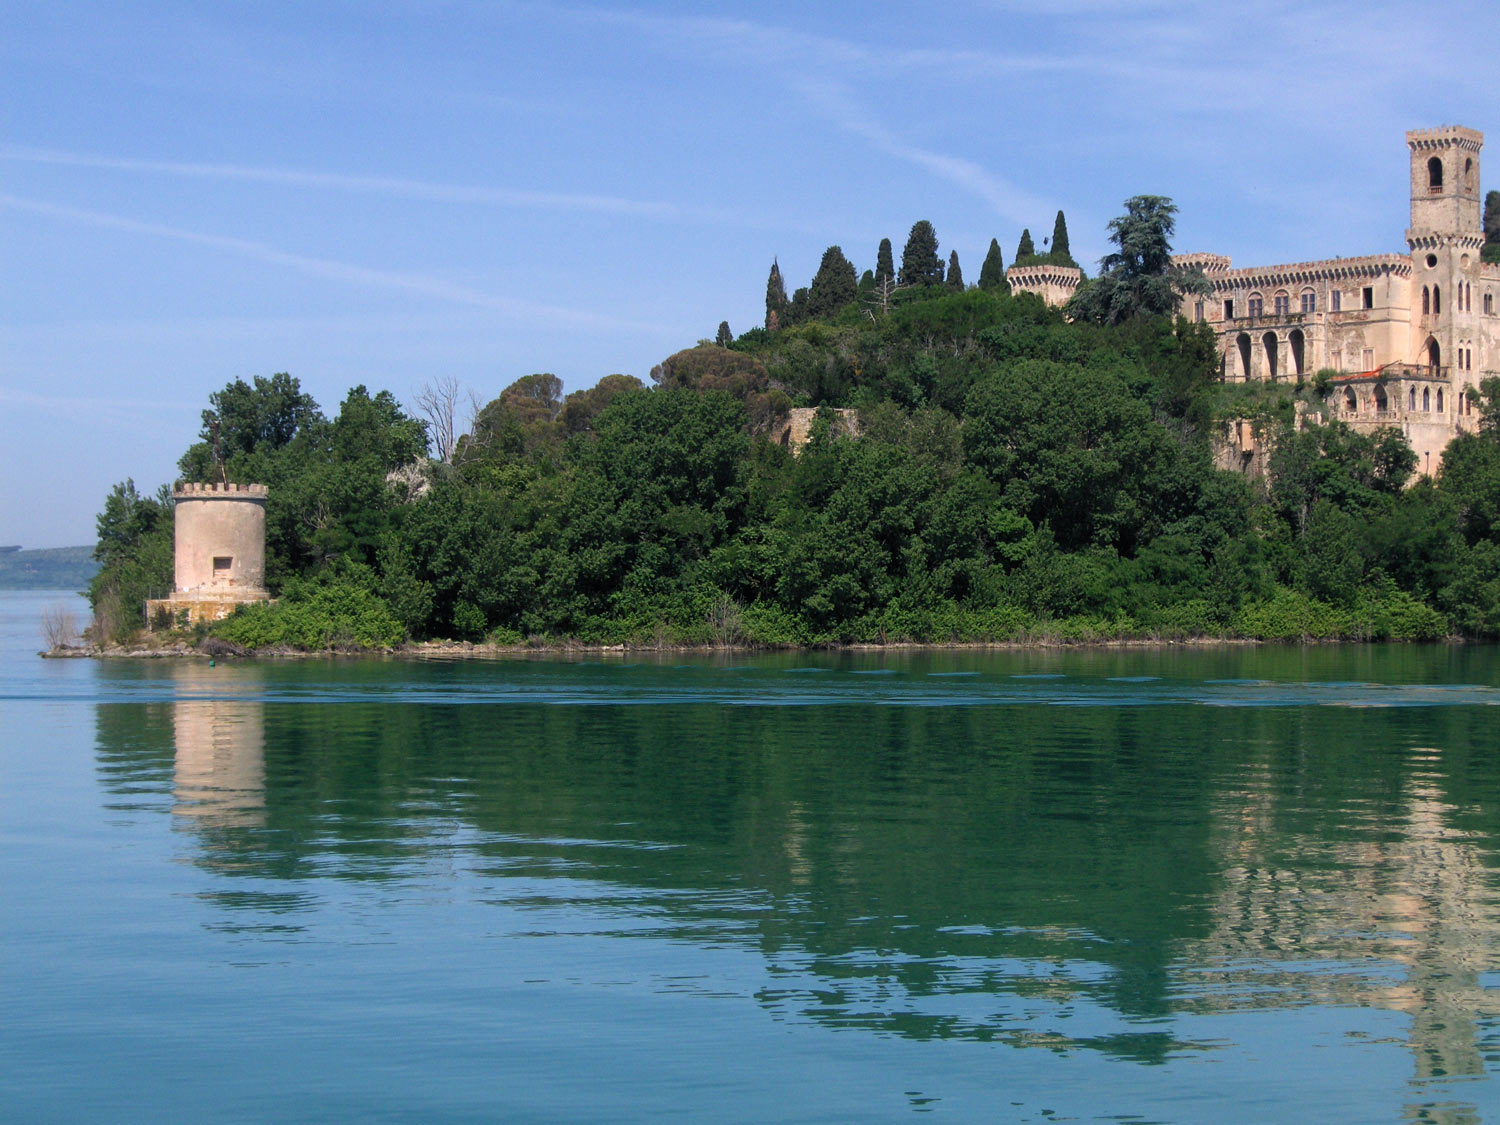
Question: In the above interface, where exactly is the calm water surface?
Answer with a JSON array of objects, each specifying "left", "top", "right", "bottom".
[{"left": 4, "top": 590, "right": 1500, "bottom": 1121}]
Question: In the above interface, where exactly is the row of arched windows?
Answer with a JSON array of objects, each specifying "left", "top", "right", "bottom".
[
  {"left": 1420, "top": 283, "right": 1477, "bottom": 317},
  {"left": 1427, "top": 154, "right": 1477, "bottom": 191},
  {"left": 1407, "top": 386, "right": 1444, "bottom": 413}
]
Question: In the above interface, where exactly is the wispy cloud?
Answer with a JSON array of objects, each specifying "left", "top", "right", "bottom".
[
  {"left": 0, "top": 145, "right": 744, "bottom": 225},
  {"left": 0, "top": 194, "right": 669, "bottom": 335}
]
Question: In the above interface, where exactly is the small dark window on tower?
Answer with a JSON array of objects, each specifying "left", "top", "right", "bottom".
[
  {"left": 1224, "top": 299, "right": 1235, "bottom": 319},
  {"left": 212, "top": 556, "right": 232, "bottom": 577},
  {"left": 1486, "top": 293, "right": 1495, "bottom": 315},
  {"left": 1423, "top": 287, "right": 1431, "bottom": 316},
  {"left": 1433, "top": 286, "right": 1441, "bottom": 315},
  {"left": 1362, "top": 287, "right": 1374, "bottom": 310},
  {"left": 1427, "top": 156, "right": 1443, "bottom": 190},
  {"left": 1331, "top": 290, "right": 1341, "bottom": 312},
  {"left": 1465, "top": 157, "right": 1474, "bottom": 187}
]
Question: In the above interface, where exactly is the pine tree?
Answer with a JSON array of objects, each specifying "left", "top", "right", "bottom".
[
  {"left": 765, "top": 259, "right": 789, "bottom": 331},
  {"left": 875, "top": 238, "right": 895, "bottom": 290},
  {"left": 808, "top": 245, "right": 858, "bottom": 319},
  {"left": 1050, "top": 210, "right": 1074, "bottom": 266},
  {"left": 899, "top": 220, "right": 944, "bottom": 287},
  {"left": 978, "top": 238, "right": 1007, "bottom": 291},
  {"left": 715, "top": 321, "right": 733, "bottom": 347},
  {"left": 1015, "top": 229, "right": 1036, "bottom": 264},
  {"left": 947, "top": 250, "right": 964, "bottom": 290}
]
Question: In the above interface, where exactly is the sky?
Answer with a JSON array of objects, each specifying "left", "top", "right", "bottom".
[{"left": 3, "top": 0, "right": 1497, "bottom": 547}]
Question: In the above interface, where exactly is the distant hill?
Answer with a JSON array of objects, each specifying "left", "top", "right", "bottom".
[{"left": 0, "top": 546, "right": 98, "bottom": 591}]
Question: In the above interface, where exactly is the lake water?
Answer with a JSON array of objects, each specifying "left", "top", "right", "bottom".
[{"left": 4, "top": 589, "right": 1500, "bottom": 1121}]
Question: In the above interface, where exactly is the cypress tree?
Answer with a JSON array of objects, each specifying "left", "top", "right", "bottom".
[
  {"left": 765, "top": 259, "right": 789, "bottom": 331},
  {"left": 875, "top": 238, "right": 895, "bottom": 289},
  {"left": 808, "top": 245, "right": 858, "bottom": 319},
  {"left": 1485, "top": 191, "right": 1500, "bottom": 263},
  {"left": 788, "top": 287, "right": 810, "bottom": 326},
  {"left": 1050, "top": 210, "right": 1073, "bottom": 266},
  {"left": 978, "top": 238, "right": 1007, "bottom": 291},
  {"left": 715, "top": 321, "right": 733, "bottom": 347},
  {"left": 899, "top": 220, "right": 944, "bottom": 287},
  {"left": 1015, "top": 228, "right": 1036, "bottom": 264},
  {"left": 947, "top": 250, "right": 964, "bottom": 290}
]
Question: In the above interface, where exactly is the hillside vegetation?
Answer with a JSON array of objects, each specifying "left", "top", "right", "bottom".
[{"left": 87, "top": 209, "right": 1500, "bottom": 649}]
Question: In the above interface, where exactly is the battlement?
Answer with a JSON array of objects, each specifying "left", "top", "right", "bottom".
[
  {"left": 174, "top": 482, "right": 269, "bottom": 500},
  {"left": 1175, "top": 253, "right": 1233, "bottom": 273},
  {"left": 1201, "top": 254, "right": 1411, "bottom": 289},
  {"left": 1406, "top": 125, "right": 1483, "bottom": 153},
  {"left": 1007, "top": 264, "right": 1082, "bottom": 287}
]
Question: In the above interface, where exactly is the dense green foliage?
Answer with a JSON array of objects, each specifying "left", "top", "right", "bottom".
[
  {"left": 946, "top": 250, "right": 963, "bottom": 290},
  {"left": 91, "top": 201, "right": 1500, "bottom": 649}
]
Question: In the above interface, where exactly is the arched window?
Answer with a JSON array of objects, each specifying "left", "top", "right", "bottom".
[
  {"left": 1410, "top": 386, "right": 1417, "bottom": 410},
  {"left": 1273, "top": 290, "right": 1290, "bottom": 317},
  {"left": 1300, "top": 288, "right": 1316, "bottom": 314},
  {"left": 1487, "top": 293, "right": 1495, "bottom": 315},
  {"left": 1423, "top": 287, "right": 1431, "bottom": 316},
  {"left": 1427, "top": 338, "right": 1441, "bottom": 375},
  {"left": 1344, "top": 387, "right": 1358, "bottom": 413},
  {"left": 1373, "top": 384, "right": 1388, "bottom": 413},
  {"left": 1237, "top": 333, "right": 1252, "bottom": 380},
  {"left": 1434, "top": 286, "right": 1441, "bottom": 315},
  {"left": 1423, "top": 387, "right": 1431, "bottom": 411},
  {"left": 1247, "top": 293, "right": 1263, "bottom": 318},
  {"left": 1289, "top": 328, "right": 1306, "bottom": 376},
  {"left": 1437, "top": 388, "right": 1444, "bottom": 412},
  {"left": 1263, "top": 332, "right": 1279, "bottom": 380},
  {"left": 1466, "top": 157, "right": 1475, "bottom": 189},
  {"left": 1428, "top": 156, "right": 1444, "bottom": 190}
]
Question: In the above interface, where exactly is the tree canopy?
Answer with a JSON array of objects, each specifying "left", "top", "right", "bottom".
[
  {"left": 978, "top": 239, "right": 1007, "bottom": 291},
  {"left": 899, "top": 221, "right": 944, "bottom": 287},
  {"left": 1066, "top": 195, "right": 1208, "bottom": 325}
]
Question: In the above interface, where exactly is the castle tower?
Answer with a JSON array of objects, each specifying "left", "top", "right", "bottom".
[
  {"left": 1406, "top": 127, "right": 1485, "bottom": 382},
  {"left": 147, "top": 482, "right": 271, "bottom": 627}
]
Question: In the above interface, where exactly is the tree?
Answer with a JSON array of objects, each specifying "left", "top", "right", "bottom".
[
  {"left": 1065, "top": 195, "right": 1209, "bottom": 325},
  {"left": 946, "top": 250, "right": 964, "bottom": 290},
  {"left": 765, "top": 259, "right": 789, "bottom": 330},
  {"left": 978, "top": 238, "right": 1007, "bottom": 291},
  {"left": 1015, "top": 228, "right": 1036, "bottom": 264},
  {"left": 178, "top": 372, "right": 323, "bottom": 480},
  {"left": 899, "top": 221, "right": 944, "bottom": 287},
  {"left": 414, "top": 375, "right": 469, "bottom": 464},
  {"left": 808, "top": 245, "right": 857, "bottom": 319},
  {"left": 875, "top": 238, "right": 895, "bottom": 290},
  {"left": 1049, "top": 210, "right": 1074, "bottom": 266},
  {"left": 716, "top": 321, "right": 733, "bottom": 347},
  {"left": 1485, "top": 191, "right": 1500, "bottom": 264}
]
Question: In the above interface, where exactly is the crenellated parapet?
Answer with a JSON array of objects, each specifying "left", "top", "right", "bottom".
[
  {"left": 1194, "top": 254, "right": 1411, "bottom": 291},
  {"left": 1007, "top": 264, "right": 1081, "bottom": 308},
  {"left": 173, "top": 481, "right": 269, "bottom": 500},
  {"left": 1407, "top": 125, "right": 1484, "bottom": 154}
]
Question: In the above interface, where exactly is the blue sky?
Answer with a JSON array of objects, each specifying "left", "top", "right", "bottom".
[{"left": 3, "top": 0, "right": 1497, "bottom": 546}]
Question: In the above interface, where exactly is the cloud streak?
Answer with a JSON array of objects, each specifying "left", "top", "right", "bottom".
[
  {"left": 0, "top": 194, "right": 669, "bottom": 335},
  {"left": 0, "top": 145, "right": 746, "bottom": 226}
]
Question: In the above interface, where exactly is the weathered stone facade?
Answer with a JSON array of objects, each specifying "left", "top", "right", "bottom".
[
  {"left": 146, "top": 482, "right": 272, "bottom": 626},
  {"left": 1018, "top": 126, "right": 1499, "bottom": 473},
  {"left": 770, "top": 407, "right": 861, "bottom": 453}
]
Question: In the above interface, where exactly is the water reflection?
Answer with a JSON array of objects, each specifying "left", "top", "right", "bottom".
[
  {"left": 92, "top": 656, "right": 1500, "bottom": 1113},
  {"left": 172, "top": 698, "right": 265, "bottom": 830}
]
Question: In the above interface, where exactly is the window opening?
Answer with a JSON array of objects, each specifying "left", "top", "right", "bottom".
[
  {"left": 1428, "top": 156, "right": 1444, "bottom": 190},
  {"left": 1300, "top": 290, "right": 1315, "bottom": 314},
  {"left": 1248, "top": 294, "right": 1264, "bottom": 318},
  {"left": 1362, "top": 287, "right": 1374, "bottom": 309}
]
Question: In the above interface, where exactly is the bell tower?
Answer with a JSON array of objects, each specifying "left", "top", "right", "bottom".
[
  {"left": 1406, "top": 127, "right": 1485, "bottom": 377},
  {"left": 1407, "top": 125, "right": 1482, "bottom": 238}
]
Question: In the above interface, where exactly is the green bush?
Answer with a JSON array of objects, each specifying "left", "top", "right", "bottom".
[{"left": 213, "top": 579, "right": 405, "bottom": 651}]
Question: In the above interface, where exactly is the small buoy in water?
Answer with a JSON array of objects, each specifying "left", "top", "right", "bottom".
[{"left": 209, "top": 659, "right": 216, "bottom": 667}]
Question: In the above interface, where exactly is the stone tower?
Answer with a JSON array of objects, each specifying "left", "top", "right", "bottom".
[
  {"left": 1406, "top": 126, "right": 1485, "bottom": 380},
  {"left": 147, "top": 482, "right": 271, "bottom": 626}
]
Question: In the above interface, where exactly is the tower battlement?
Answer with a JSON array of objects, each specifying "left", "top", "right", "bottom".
[
  {"left": 173, "top": 481, "right": 269, "bottom": 500},
  {"left": 1406, "top": 126, "right": 1484, "bottom": 153}
]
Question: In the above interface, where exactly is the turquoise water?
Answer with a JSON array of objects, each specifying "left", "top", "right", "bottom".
[{"left": 4, "top": 590, "right": 1500, "bottom": 1121}]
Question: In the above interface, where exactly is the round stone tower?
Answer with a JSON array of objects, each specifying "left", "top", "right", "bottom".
[{"left": 147, "top": 482, "right": 271, "bottom": 626}]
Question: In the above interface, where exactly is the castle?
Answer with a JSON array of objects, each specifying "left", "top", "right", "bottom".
[{"left": 1010, "top": 126, "right": 1499, "bottom": 472}]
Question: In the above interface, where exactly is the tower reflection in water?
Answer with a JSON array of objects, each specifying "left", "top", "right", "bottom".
[{"left": 169, "top": 671, "right": 266, "bottom": 832}]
